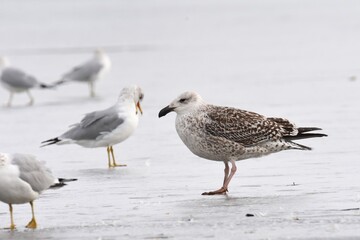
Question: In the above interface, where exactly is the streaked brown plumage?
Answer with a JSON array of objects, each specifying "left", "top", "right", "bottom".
[{"left": 159, "top": 91, "right": 327, "bottom": 195}]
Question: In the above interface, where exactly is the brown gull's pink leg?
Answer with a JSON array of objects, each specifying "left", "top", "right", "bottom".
[{"left": 202, "top": 160, "right": 236, "bottom": 195}]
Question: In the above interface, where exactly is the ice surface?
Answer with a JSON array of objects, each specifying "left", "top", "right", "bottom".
[{"left": 0, "top": 0, "right": 360, "bottom": 239}]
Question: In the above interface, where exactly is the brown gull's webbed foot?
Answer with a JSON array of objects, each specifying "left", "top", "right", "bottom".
[{"left": 201, "top": 187, "right": 228, "bottom": 195}]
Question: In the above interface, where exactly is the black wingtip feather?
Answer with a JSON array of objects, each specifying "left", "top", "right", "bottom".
[
  {"left": 49, "top": 178, "right": 78, "bottom": 189},
  {"left": 58, "top": 178, "right": 78, "bottom": 183},
  {"left": 297, "top": 127, "right": 323, "bottom": 133},
  {"left": 39, "top": 83, "right": 55, "bottom": 89},
  {"left": 41, "top": 138, "right": 61, "bottom": 147},
  {"left": 49, "top": 183, "right": 66, "bottom": 189},
  {"left": 285, "top": 132, "right": 328, "bottom": 141}
]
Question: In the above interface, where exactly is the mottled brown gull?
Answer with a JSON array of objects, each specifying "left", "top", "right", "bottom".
[{"left": 158, "top": 91, "right": 327, "bottom": 195}]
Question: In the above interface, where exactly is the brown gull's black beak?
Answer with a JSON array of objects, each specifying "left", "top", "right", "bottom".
[{"left": 158, "top": 105, "right": 175, "bottom": 118}]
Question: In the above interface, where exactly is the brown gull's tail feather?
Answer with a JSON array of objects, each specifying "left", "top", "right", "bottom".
[
  {"left": 285, "top": 127, "right": 327, "bottom": 141},
  {"left": 297, "top": 127, "right": 323, "bottom": 134},
  {"left": 284, "top": 127, "right": 327, "bottom": 150}
]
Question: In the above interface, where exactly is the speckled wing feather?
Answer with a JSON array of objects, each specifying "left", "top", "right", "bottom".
[
  {"left": 204, "top": 106, "right": 287, "bottom": 147},
  {"left": 266, "top": 117, "right": 298, "bottom": 136}
]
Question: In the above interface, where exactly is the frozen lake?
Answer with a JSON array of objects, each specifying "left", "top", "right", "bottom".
[{"left": 1, "top": 0, "right": 360, "bottom": 239}]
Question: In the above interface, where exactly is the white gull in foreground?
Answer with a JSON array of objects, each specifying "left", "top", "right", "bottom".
[
  {"left": 42, "top": 85, "right": 144, "bottom": 168},
  {"left": 54, "top": 49, "right": 111, "bottom": 97},
  {"left": 158, "top": 91, "right": 327, "bottom": 195},
  {"left": 0, "top": 153, "right": 76, "bottom": 230},
  {"left": 0, "top": 57, "right": 52, "bottom": 107}
]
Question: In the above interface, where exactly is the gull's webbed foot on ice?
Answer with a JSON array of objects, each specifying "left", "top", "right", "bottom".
[
  {"left": 4, "top": 224, "right": 16, "bottom": 230},
  {"left": 26, "top": 218, "right": 37, "bottom": 229},
  {"left": 108, "top": 161, "right": 127, "bottom": 168},
  {"left": 26, "top": 201, "right": 37, "bottom": 229},
  {"left": 201, "top": 187, "right": 228, "bottom": 195},
  {"left": 108, "top": 146, "right": 127, "bottom": 168},
  {"left": 7, "top": 204, "right": 16, "bottom": 230},
  {"left": 111, "top": 163, "right": 127, "bottom": 167}
]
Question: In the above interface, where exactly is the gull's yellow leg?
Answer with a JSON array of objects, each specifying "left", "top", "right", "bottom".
[
  {"left": 107, "top": 146, "right": 113, "bottom": 168},
  {"left": 9, "top": 204, "right": 16, "bottom": 230},
  {"left": 25, "top": 201, "right": 37, "bottom": 229},
  {"left": 110, "top": 146, "right": 127, "bottom": 167}
]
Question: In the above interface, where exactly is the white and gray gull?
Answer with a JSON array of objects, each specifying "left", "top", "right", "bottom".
[
  {"left": 42, "top": 85, "right": 144, "bottom": 168},
  {"left": 54, "top": 49, "right": 111, "bottom": 97},
  {"left": 0, "top": 152, "right": 76, "bottom": 230},
  {"left": 158, "top": 91, "right": 327, "bottom": 195},
  {"left": 0, "top": 57, "right": 53, "bottom": 107}
]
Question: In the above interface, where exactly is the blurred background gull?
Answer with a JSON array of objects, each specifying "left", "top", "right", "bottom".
[
  {"left": 0, "top": 56, "right": 53, "bottom": 107},
  {"left": 53, "top": 49, "right": 111, "bottom": 98}
]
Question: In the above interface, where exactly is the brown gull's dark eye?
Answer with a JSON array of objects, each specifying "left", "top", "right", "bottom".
[{"left": 179, "top": 98, "right": 187, "bottom": 103}]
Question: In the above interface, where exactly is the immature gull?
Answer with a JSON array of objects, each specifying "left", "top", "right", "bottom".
[
  {"left": 0, "top": 57, "right": 52, "bottom": 107},
  {"left": 42, "top": 85, "right": 144, "bottom": 168},
  {"left": 0, "top": 152, "right": 77, "bottom": 230},
  {"left": 158, "top": 91, "right": 327, "bottom": 195},
  {"left": 54, "top": 49, "right": 111, "bottom": 97}
]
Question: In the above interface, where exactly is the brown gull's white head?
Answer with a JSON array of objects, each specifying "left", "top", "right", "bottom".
[{"left": 159, "top": 91, "right": 327, "bottom": 195}]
